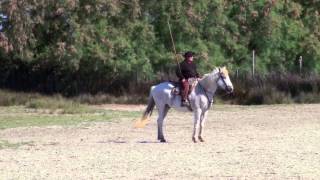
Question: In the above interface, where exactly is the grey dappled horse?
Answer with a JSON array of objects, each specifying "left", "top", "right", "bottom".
[{"left": 135, "top": 67, "right": 234, "bottom": 143}]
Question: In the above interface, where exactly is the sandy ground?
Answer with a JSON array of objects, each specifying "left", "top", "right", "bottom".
[{"left": 0, "top": 104, "right": 320, "bottom": 179}]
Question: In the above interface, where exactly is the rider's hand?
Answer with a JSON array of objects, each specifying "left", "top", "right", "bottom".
[{"left": 182, "top": 78, "right": 186, "bottom": 82}]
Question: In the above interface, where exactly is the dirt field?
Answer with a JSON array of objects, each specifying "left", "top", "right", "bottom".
[{"left": 1, "top": 104, "right": 320, "bottom": 179}]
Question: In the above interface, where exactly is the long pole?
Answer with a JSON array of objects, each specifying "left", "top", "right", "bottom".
[{"left": 167, "top": 19, "right": 182, "bottom": 75}]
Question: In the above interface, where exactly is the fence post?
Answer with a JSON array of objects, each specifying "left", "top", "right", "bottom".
[
  {"left": 236, "top": 69, "right": 239, "bottom": 79},
  {"left": 252, "top": 49, "right": 255, "bottom": 78},
  {"left": 299, "top": 56, "right": 303, "bottom": 75}
]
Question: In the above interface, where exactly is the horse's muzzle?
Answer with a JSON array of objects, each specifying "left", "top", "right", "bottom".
[{"left": 226, "top": 86, "right": 234, "bottom": 94}]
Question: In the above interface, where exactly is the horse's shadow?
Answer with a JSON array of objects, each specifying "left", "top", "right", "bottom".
[
  {"left": 98, "top": 140, "right": 127, "bottom": 144},
  {"left": 98, "top": 140, "right": 169, "bottom": 144},
  {"left": 137, "top": 140, "right": 168, "bottom": 144}
]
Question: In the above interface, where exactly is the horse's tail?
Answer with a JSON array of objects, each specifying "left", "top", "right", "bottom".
[{"left": 134, "top": 89, "right": 155, "bottom": 128}]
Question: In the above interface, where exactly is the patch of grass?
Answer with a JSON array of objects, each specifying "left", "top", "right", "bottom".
[
  {"left": 0, "top": 106, "right": 140, "bottom": 129},
  {"left": 0, "top": 90, "right": 40, "bottom": 106},
  {"left": 73, "top": 93, "right": 148, "bottom": 105},
  {"left": 25, "top": 96, "right": 92, "bottom": 114},
  {"left": 0, "top": 90, "right": 142, "bottom": 129},
  {"left": 294, "top": 92, "right": 320, "bottom": 103},
  {"left": 0, "top": 90, "right": 95, "bottom": 114},
  {"left": 0, "top": 140, "right": 33, "bottom": 149}
]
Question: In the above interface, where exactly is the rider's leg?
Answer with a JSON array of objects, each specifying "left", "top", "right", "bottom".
[{"left": 181, "top": 80, "right": 189, "bottom": 106}]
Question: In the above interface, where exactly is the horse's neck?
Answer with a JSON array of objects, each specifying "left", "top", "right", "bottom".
[{"left": 198, "top": 71, "right": 219, "bottom": 94}]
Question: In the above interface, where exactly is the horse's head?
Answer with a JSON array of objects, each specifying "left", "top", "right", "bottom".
[
  {"left": 216, "top": 66, "right": 234, "bottom": 94},
  {"left": 199, "top": 66, "right": 234, "bottom": 94}
]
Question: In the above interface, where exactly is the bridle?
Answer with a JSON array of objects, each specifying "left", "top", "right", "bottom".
[
  {"left": 197, "top": 68, "right": 232, "bottom": 109},
  {"left": 218, "top": 68, "right": 231, "bottom": 93}
]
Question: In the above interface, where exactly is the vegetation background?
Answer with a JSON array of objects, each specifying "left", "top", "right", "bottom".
[{"left": 0, "top": 0, "right": 319, "bottom": 105}]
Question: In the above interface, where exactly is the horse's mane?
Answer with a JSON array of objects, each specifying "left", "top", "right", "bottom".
[
  {"left": 200, "top": 67, "right": 220, "bottom": 80},
  {"left": 199, "top": 68, "right": 220, "bottom": 89}
]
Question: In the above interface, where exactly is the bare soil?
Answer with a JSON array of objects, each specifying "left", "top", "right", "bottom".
[{"left": 1, "top": 104, "right": 320, "bottom": 179}]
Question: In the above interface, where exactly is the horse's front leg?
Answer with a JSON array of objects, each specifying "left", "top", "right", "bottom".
[
  {"left": 192, "top": 108, "right": 202, "bottom": 143},
  {"left": 198, "top": 110, "right": 208, "bottom": 142}
]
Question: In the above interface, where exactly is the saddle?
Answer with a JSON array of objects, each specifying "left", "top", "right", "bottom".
[
  {"left": 171, "top": 78, "right": 198, "bottom": 110},
  {"left": 171, "top": 78, "right": 198, "bottom": 95},
  {"left": 171, "top": 81, "right": 182, "bottom": 95}
]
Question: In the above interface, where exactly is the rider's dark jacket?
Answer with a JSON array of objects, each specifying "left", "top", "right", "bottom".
[{"left": 176, "top": 60, "right": 199, "bottom": 80}]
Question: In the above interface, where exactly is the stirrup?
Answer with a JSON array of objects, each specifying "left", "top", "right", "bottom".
[
  {"left": 181, "top": 100, "right": 192, "bottom": 111},
  {"left": 181, "top": 100, "right": 189, "bottom": 107}
]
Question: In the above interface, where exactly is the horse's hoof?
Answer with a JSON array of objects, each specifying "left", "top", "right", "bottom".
[
  {"left": 192, "top": 137, "right": 197, "bottom": 143},
  {"left": 160, "top": 139, "right": 166, "bottom": 143},
  {"left": 198, "top": 137, "right": 205, "bottom": 142}
]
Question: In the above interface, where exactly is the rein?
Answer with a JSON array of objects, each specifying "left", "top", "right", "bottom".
[
  {"left": 197, "top": 68, "right": 230, "bottom": 109},
  {"left": 198, "top": 82, "right": 212, "bottom": 103},
  {"left": 198, "top": 83, "right": 214, "bottom": 110}
]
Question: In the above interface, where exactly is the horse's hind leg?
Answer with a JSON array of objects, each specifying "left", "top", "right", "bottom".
[{"left": 157, "top": 105, "right": 170, "bottom": 143}]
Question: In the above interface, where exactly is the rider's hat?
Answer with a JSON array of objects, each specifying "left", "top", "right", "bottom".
[{"left": 184, "top": 51, "right": 194, "bottom": 58}]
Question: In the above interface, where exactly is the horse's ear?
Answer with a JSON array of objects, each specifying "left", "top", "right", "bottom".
[{"left": 221, "top": 66, "right": 229, "bottom": 76}]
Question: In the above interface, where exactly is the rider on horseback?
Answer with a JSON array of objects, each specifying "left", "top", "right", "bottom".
[{"left": 176, "top": 51, "right": 200, "bottom": 107}]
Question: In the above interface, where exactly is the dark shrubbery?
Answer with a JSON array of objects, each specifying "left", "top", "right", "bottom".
[
  {"left": 0, "top": 58, "right": 153, "bottom": 97},
  {"left": 230, "top": 73, "right": 320, "bottom": 105},
  {"left": 1, "top": 59, "right": 319, "bottom": 105}
]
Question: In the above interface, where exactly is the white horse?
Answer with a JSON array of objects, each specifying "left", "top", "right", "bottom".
[{"left": 135, "top": 67, "right": 234, "bottom": 143}]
